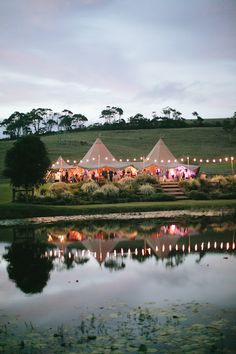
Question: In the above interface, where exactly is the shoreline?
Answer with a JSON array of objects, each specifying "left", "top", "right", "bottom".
[{"left": 0, "top": 208, "right": 234, "bottom": 226}]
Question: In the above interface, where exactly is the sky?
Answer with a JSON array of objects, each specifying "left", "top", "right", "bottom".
[{"left": 0, "top": 0, "right": 236, "bottom": 123}]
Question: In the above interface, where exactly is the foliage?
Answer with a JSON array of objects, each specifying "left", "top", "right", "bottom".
[
  {"left": 81, "top": 181, "right": 99, "bottom": 194},
  {"left": 188, "top": 190, "right": 210, "bottom": 200},
  {"left": 179, "top": 179, "right": 200, "bottom": 191},
  {"left": 3, "top": 136, "right": 50, "bottom": 189},
  {"left": 134, "top": 174, "right": 159, "bottom": 186},
  {"left": 96, "top": 183, "right": 119, "bottom": 198},
  {"left": 139, "top": 183, "right": 155, "bottom": 196},
  {"left": 118, "top": 177, "right": 134, "bottom": 190}
]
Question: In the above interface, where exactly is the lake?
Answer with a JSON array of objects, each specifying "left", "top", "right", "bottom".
[{"left": 0, "top": 219, "right": 236, "bottom": 353}]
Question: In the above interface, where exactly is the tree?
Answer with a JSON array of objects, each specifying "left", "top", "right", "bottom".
[
  {"left": 72, "top": 113, "right": 88, "bottom": 129},
  {"left": 58, "top": 109, "right": 74, "bottom": 131},
  {"left": 100, "top": 106, "right": 117, "bottom": 124},
  {"left": 27, "top": 108, "right": 46, "bottom": 134},
  {"left": 4, "top": 136, "right": 50, "bottom": 191},
  {"left": 113, "top": 107, "right": 124, "bottom": 122},
  {"left": 0, "top": 111, "right": 31, "bottom": 138}
]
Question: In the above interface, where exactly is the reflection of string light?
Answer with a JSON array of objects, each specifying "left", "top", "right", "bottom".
[
  {"left": 207, "top": 242, "right": 210, "bottom": 249},
  {"left": 220, "top": 242, "right": 223, "bottom": 249},
  {"left": 169, "top": 245, "right": 172, "bottom": 251},
  {"left": 162, "top": 245, "right": 165, "bottom": 252},
  {"left": 182, "top": 245, "right": 185, "bottom": 252},
  {"left": 195, "top": 244, "right": 197, "bottom": 251},
  {"left": 155, "top": 246, "right": 159, "bottom": 252},
  {"left": 121, "top": 248, "right": 124, "bottom": 256},
  {"left": 175, "top": 245, "right": 178, "bottom": 251},
  {"left": 135, "top": 248, "right": 138, "bottom": 255},
  {"left": 201, "top": 242, "right": 204, "bottom": 251},
  {"left": 114, "top": 250, "right": 117, "bottom": 256},
  {"left": 226, "top": 242, "right": 229, "bottom": 250},
  {"left": 214, "top": 242, "right": 217, "bottom": 249},
  {"left": 128, "top": 248, "right": 131, "bottom": 256},
  {"left": 142, "top": 249, "right": 145, "bottom": 256}
]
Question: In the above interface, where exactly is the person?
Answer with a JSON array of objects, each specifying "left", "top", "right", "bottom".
[
  {"left": 109, "top": 170, "right": 114, "bottom": 182},
  {"left": 91, "top": 171, "right": 96, "bottom": 181},
  {"left": 102, "top": 169, "right": 108, "bottom": 179},
  {"left": 65, "top": 170, "right": 69, "bottom": 182},
  {"left": 165, "top": 170, "right": 169, "bottom": 180}
]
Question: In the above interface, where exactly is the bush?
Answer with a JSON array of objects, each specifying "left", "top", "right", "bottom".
[
  {"left": 139, "top": 183, "right": 155, "bottom": 196},
  {"left": 179, "top": 179, "right": 200, "bottom": 191},
  {"left": 100, "top": 184, "right": 119, "bottom": 198},
  {"left": 118, "top": 177, "right": 134, "bottom": 191},
  {"left": 133, "top": 174, "right": 158, "bottom": 186},
  {"left": 188, "top": 190, "right": 209, "bottom": 200},
  {"left": 81, "top": 181, "right": 99, "bottom": 195},
  {"left": 49, "top": 182, "right": 68, "bottom": 192}
]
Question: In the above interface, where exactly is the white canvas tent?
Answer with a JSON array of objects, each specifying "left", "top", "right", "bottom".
[
  {"left": 143, "top": 138, "right": 178, "bottom": 168},
  {"left": 143, "top": 138, "right": 199, "bottom": 173},
  {"left": 78, "top": 138, "right": 118, "bottom": 169},
  {"left": 51, "top": 156, "right": 72, "bottom": 169}
]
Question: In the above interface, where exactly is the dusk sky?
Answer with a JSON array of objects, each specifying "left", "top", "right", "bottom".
[{"left": 0, "top": 0, "right": 235, "bottom": 122}]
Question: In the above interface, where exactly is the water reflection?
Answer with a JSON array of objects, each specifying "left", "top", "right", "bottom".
[
  {"left": 1, "top": 220, "right": 235, "bottom": 294},
  {"left": 3, "top": 239, "right": 53, "bottom": 294}
]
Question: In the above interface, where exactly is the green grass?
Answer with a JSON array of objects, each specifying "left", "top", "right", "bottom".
[
  {"left": 0, "top": 183, "right": 11, "bottom": 203},
  {"left": 0, "top": 199, "right": 235, "bottom": 220},
  {"left": 0, "top": 127, "right": 235, "bottom": 178}
]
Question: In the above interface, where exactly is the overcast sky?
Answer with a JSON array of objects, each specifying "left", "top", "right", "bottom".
[{"left": 0, "top": 0, "right": 235, "bottom": 122}]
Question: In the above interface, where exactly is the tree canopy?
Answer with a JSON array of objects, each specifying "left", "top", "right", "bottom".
[{"left": 4, "top": 135, "right": 51, "bottom": 189}]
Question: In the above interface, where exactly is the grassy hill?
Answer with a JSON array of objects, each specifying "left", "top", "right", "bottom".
[{"left": 0, "top": 127, "right": 235, "bottom": 178}]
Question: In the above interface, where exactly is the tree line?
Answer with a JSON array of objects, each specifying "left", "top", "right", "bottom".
[{"left": 0, "top": 106, "right": 235, "bottom": 139}]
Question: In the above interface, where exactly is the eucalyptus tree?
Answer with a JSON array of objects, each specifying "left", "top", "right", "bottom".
[
  {"left": 72, "top": 113, "right": 88, "bottom": 129},
  {"left": 27, "top": 108, "right": 47, "bottom": 134},
  {"left": 57, "top": 109, "right": 73, "bottom": 131},
  {"left": 162, "top": 107, "right": 171, "bottom": 119},
  {"left": 0, "top": 111, "right": 30, "bottom": 138},
  {"left": 100, "top": 106, "right": 117, "bottom": 124},
  {"left": 113, "top": 107, "right": 124, "bottom": 122}
]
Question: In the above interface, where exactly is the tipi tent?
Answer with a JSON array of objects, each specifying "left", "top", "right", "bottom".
[
  {"left": 51, "top": 156, "right": 72, "bottom": 169},
  {"left": 143, "top": 138, "right": 199, "bottom": 175},
  {"left": 143, "top": 138, "right": 178, "bottom": 168},
  {"left": 78, "top": 138, "right": 117, "bottom": 169}
]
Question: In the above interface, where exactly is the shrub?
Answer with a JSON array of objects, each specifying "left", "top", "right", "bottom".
[
  {"left": 118, "top": 177, "right": 134, "bottom": 191},
  {"left": 81, "top": 181, "right": 99, "bottom": 195},
  {"left": 139, "top": 183, "right": 155, "bottom": 196},
  {"left": 49, "top": 182, "right": 68, "bottom": 192},
  {"left": 188, "top": 190, "right": 209, "bottom": 200},
  {"left": 100, "top": 184, "right": 119, "bottom": 198},
  {"left": 179, "top": 179, "right": 200, "bottom": 191},
  {"left": 133, "top": 174, "right": 158, "bottom": 186},
  {"left": 210, "top": 175, "right": 227, "bottom": 187}
]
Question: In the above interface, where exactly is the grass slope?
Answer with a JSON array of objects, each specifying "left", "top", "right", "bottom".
[{"left": 0, "top": 127, "right": 235, "bottom": 178}]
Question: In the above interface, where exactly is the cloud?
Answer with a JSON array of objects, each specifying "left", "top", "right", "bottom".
[{"left": 0, "top": 0, "right": 235, "bottom": 121}]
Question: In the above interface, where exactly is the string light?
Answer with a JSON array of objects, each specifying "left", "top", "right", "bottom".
[{"left": 52, "top": 155, "right": 235, "bottom": 166}]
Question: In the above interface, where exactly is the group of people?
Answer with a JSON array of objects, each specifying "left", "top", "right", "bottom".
[{"left": 52, "top": 166, "right": 195, "bottom": 183}]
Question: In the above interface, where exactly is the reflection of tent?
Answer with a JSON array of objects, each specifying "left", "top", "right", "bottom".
[
  {"left": 78, "top": 138, "right": 117, "bottom": 169},
  {"left": 51, "top": 156, "right": 72, "bottom": 169},
  {"left": 82, "top": 239, "right": 119, "bottom": 264},
  {"left": 146, "top": 235, "right": 182, "bottom": 258}
]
